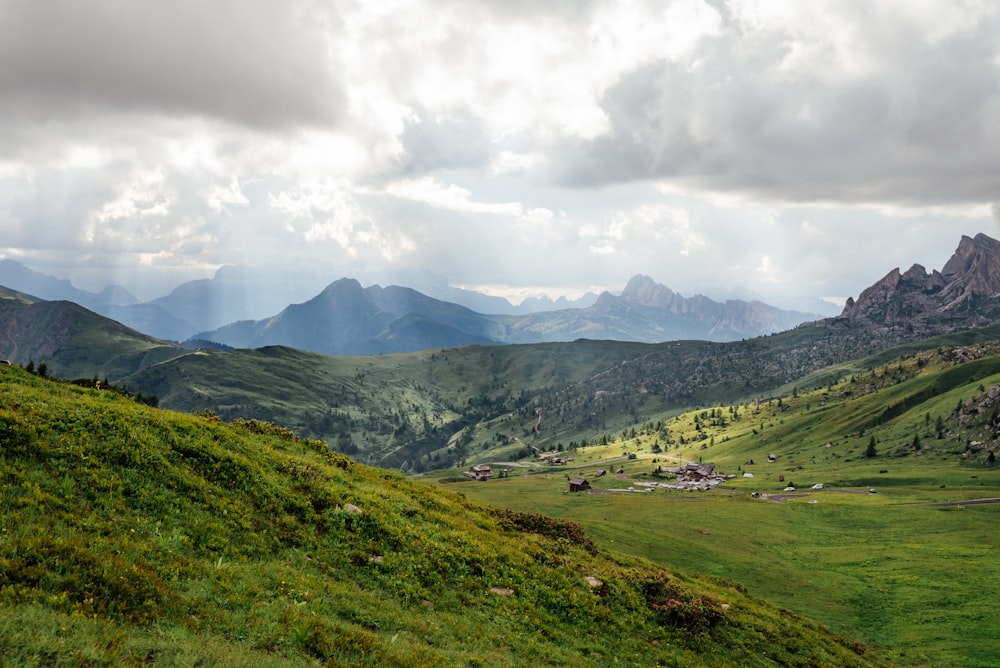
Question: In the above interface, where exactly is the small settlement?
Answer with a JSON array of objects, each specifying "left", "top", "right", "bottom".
[
  {"left": 566, "top": 461, "right": 732, "bottom": 493},
  {"left": 644, "top": 462, "right": 731, "bottom": 491}
]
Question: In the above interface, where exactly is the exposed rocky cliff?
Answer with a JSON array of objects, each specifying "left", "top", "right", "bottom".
[{"left": 835, "top": 233, "right": 1000, "bottom": 334}]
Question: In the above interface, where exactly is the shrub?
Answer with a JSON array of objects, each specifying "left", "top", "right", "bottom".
[
  {"left": 632, "top": 571, "right": 726, "bottom": 633},
  {"left": 488, "top": 508, "right": 598, "bottom": 555}
]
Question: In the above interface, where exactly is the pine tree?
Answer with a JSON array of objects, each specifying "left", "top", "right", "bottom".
[{"left": 865, "top": 436, "right": 877, "bottom": 458}]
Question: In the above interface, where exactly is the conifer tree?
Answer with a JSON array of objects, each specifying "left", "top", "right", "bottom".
[{"left": 865, "top": 436, "right": 877, "bottom": 458}]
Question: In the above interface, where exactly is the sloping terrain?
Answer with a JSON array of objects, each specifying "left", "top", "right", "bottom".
[
  {"left": 0, "top": 295, "right": 184, "bottom": 380},
  {"left": 0, "top": 365, "right": 887, "bottom": 667},
  {"left": 452, "top": 344, "right": 1000, "bottom": 667},
  {"left": 8, "top": 279, "right": 1000, "bottom": 475}
]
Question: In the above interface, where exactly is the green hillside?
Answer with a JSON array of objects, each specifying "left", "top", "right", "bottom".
[
  {"left": 0, "top": 364, "right": 889, "bottom": 666},
  {"left": 9, "top": 288, "right": 1000, "bottom": 477},
  {"left": 113, "top": 327, "right": 1000, "bottom": 474},
  {"left": 0, "top": 296, "right": 184, "bottom": 380},
  {"left": 452, "top": 342, "right": 1000, "bottom": 667}
]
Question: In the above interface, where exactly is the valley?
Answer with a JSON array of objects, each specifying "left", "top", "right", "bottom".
[
  {"left": 5, "top": 234, "right": 1000, "bottom": 664},
  {"left": 445, "top": 346, "right": 1000, "bottom": 667}
]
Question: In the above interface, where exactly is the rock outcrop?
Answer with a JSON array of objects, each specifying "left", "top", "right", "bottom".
[{"left": 835, "top": 233, "right": 1000, "bottom": 332}]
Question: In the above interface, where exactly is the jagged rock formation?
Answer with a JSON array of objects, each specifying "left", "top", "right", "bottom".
[
  {"left": 613, "top": 274, "right": 815, "bottom": 340},
  {"left": 835, "top": 233, "right": 1000, "bottom": 333}
]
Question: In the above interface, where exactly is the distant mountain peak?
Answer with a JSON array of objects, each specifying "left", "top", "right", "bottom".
[
  {"left": 620, "top": 274, "right": 677, "bottom": 308},
  {"left": 317, "top": 277, "right": 365, "bottom": 297}
]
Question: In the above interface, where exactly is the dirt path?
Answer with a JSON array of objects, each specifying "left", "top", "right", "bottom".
[{"left": 923, "top": 497, "right": 1000, "bottom": 507}]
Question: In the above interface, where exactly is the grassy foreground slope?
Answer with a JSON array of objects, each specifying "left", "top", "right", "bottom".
[
  {"left": 453, "top": 343, "right": 1000, "bottom": 667},
  {"left": 0, "top": 365, "right": 887, "bottom": 667}
]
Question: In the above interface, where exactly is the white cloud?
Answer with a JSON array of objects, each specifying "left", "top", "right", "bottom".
[
  {"left": 0, "top": 0, "right": 997, "bottom": 307},
  {"left": 756, "top": 254, "right": 781, "bottom": 284},
  {"left": 204, "top": 177, "right": 249, "bottom": 215},
  {"left": 93, "top": 169, "right": 174, "bottom": 225},
  {"left": 384, "top": 177, "right": 523, "bottom": 216}
]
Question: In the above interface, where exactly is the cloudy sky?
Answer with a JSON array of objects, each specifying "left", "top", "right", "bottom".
[{"left": 2, "top": 0, "right": 999, "bottom": 311}]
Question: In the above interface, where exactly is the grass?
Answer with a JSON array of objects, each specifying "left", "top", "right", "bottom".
[
  {"left": 451, "top": 344, "right": 1000, "bottom": 667},
  {"left": 0, "top": 364, "right": 889, "bottom": 667}
]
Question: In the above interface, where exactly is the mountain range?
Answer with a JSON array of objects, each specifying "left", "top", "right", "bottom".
[
  {"left": 0, "top": 258, "right": 818, "bottom": 352},
  {"left": 6, "top": 233, "right": 1000, "bottom": 471},
  {"left": 191, "top": 274, "right": 818, "bottom": 355},
  {"left": 5, "top": 236, "right": 1000, "bottom": 667}
]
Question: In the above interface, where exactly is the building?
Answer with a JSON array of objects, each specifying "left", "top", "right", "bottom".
[
  {"left": 682, "top": 463, "right": 715, "bottom": 480},
  {"left": 463, "top": 465, "right": 493, "bottom": 481},
  {"left": 568, "top": 478, "right": 592, "bottom": 493}
]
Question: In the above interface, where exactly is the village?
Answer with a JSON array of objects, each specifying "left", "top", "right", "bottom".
[{"left": 462, "top": 449, "right": 738, "bottom": 494}]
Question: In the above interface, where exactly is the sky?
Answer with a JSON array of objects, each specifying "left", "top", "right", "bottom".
[{"left": 2, "top": 0, "right": 1000, "bottom": 311}]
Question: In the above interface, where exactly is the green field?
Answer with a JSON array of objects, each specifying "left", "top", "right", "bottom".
[
  {"left": 448, "top": 346, "right": 1000, "bottom": 667},
  {"left": 0, "top": 363, "right": 893, "bottom": 667}
]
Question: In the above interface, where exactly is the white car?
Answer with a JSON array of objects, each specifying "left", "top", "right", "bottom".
[
  {"left": 783, "top": 486, "right": 795, "bottom": 492},
  {"left": 811, "top": 483, "right": 824, "bottom": 490}
]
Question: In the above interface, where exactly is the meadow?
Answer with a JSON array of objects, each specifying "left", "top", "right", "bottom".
[
  {"left": 449, "top": 345, "right": 1000, "bottom": 667},
  {"left": 0, "top": 363, "right": 889, "bottom": 666}
]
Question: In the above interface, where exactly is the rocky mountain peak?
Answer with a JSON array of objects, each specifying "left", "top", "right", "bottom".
[
  {"left": 841, "top": 268, "right": 901, "bottom": 317},
  {"left": 837, "top": 233, "right": 1000, "bottom": 328},
  {"left": 937, "top": 233, "right": 1000, "bottom": 303},
  {"left": 901, "top": 263, "right": 927, "bottom": 283},
  {"left": 620, "top": 274, "right": 677, "bottom": 308},
  {"left": 941, "top": 233, "right": 1000, "bottom": 277}
]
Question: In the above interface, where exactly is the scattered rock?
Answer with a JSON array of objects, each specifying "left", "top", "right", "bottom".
[
  {"left": 585, "top": 576, "right": 603, "bottom": 588},
  {"left": 341, "top": 503, "right": 362, "bottom": 515},
  {"left": 490, "top": 587, "right": 514, "bottom": 596}
]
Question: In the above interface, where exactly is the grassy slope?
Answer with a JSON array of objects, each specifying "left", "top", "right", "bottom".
[
  {"left": 0, "top": 365, "right": 887, "bottom": 667},
  {"left": 115, "top": 327, "right": 1000, "bottom": 475},
  {"left": 0, "top": 297, "right": 184, "bottom": 380},
  {"left": 119, "top": 341, "right": 660, "bottom": 470},
  {"left": 452, "top": 344, "right": 1000, "bottom": 667}
]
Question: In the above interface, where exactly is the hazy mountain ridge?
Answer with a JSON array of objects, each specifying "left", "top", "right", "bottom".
[
  {"left": 0, "top": 258, "right": 818, "bottom": 350},
  {"left": 0, "top": 258, "right": 193, "bottom": 340},
  {"left": 194, "top": 274, "right": 818, "bottom": 354},
  {"left": 0, "top": 259, "right": 137, "bottom": 308},
  {"left": 194, "top": 278, "right": 503, "bottom": 355}
]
